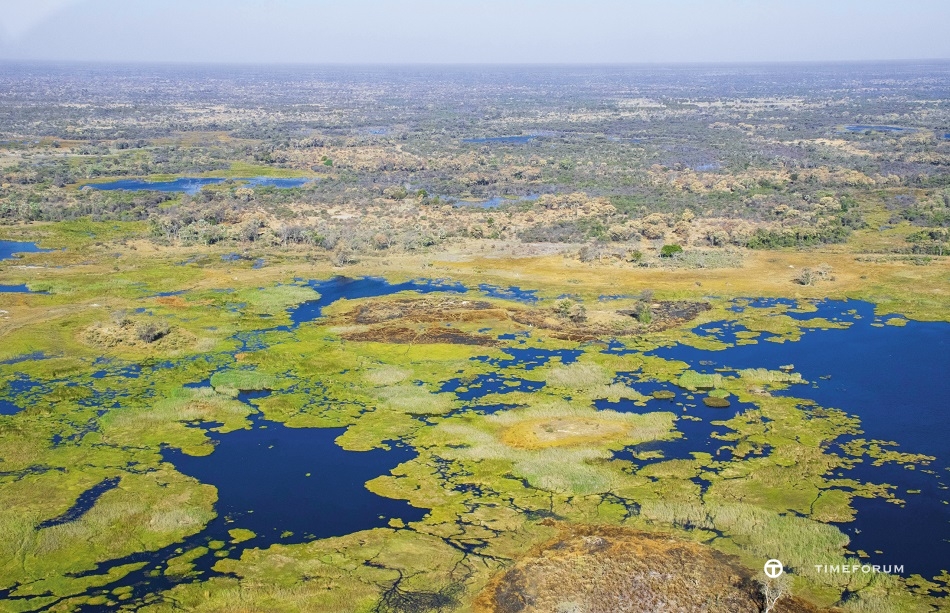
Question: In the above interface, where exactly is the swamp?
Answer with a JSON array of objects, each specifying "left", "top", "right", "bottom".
[{"left": 1, "top": 61, "right": 950, "bottom": 612}]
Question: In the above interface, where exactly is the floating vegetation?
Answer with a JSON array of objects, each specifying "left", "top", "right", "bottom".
[
  {"left": 703, "top": 396, "right": 732, "bottom": 408},
  {"left": 209, "top": 369, "right": 277, "bottom": 395},
  {"left": 676, "top": 371, "right": 723, "bottom": 390}
]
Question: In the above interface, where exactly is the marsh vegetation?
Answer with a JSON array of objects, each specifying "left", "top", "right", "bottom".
[{"left": 1, "top": 62, "right": 949, "bottom": 612}]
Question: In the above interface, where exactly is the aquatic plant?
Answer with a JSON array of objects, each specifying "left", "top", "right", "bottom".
[{"left": 703, "top": 396, "right": 731, "bottom": 408}]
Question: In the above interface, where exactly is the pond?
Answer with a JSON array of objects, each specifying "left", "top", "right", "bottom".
[
  {"left": 165, "top": 405, "right": 424, "bottom": 545},
  {"left": 0, "top": 284, "right": 45, "bottom": 294},
  {"left": 1, "top": 241, "right": 51, "bottom": 293},
  {"left": 46, "top": 403, "right": 423, "bottom": 608},
  {"left": 0, "top": 240, "right": 51, "bottom": 261},
  {"left": 82, "top": 177, "right": 311, "bottom": 195}
]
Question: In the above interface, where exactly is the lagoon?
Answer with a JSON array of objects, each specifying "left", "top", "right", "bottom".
[
  {"left": 643, "top": 298, "right": 950, "bottom": 578},
  {"left": 83, "top": 177, "right": 311, "bottom": 195}
]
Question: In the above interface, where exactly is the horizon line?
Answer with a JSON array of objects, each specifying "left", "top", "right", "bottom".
[{"left": 2, "top": 58, "right": 950, "bottom": 69}]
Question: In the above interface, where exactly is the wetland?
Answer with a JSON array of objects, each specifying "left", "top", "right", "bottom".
[{"left": 2, "top": 61, "right": 950, "bottom": 612}]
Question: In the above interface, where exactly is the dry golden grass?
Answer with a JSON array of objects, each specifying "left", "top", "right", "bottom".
[
  {"left": 500, "top": 416, "right": 630, "bottom": 450},
  {"left": 417, "top": 245, "right": 950, "bottom": 320}
]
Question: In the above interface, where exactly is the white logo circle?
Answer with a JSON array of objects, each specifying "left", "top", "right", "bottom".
[{"left": 764, "top": 559, "right": 784, "bottom": 579}]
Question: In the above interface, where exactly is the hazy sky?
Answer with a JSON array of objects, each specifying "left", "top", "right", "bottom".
[{"left": 1, "top": 0, "right": 948, "bottom": 64}]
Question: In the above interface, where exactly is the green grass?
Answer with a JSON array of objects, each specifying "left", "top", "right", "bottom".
[
  {"left": 545, "top": 362, "right": 611, "bottom": 389},
  {"left": 210, "top": 370, "right": 278, "bottom": 395}
]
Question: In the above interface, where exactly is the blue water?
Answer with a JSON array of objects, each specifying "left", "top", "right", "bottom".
[
  {"left": 463, "top": 135, "right": 536, "bottom": 144},
  {"left": 242, "top": 177, "right": 310, "bottom": 189},
  {"left": 0, "top": 240, "right": 51, "bottom": 261},
  {"left": 644, "top": 299, "right": 950, "bottom": 578},
  {"left": 165, "top": 410, "right": 424, "bottom": 544},
  {"left": 0, "top": 351, "right": 48, "bottom": 366},
  {"left": 603, "top": 392, "right": 752, "bottom": 468},
  {"left": 83, "top": 177, "right": 310, "bottom": 195},
  {"left": 37, "top": 478, "right": 121, "bottom": 529},
  {"left": 843, "top": 125, "right": 916, "bottom": 133},
  {"left": 441, "top": 373, "right": 545, "bottom": 401},
  {"left": 0, "top": 284, "right": 35, "bottom": 293},
  {"left": 475, "top": 346, "right": 582, "bottom": 370},
  {"left": 38, "top": 387, "right": 426, "bottom": 609},
  {"left": 478, "top": 283, "right": 539, "bottom": 304},
  {"left": 0, "top": 399, "right": 23, "bottom": 415}
]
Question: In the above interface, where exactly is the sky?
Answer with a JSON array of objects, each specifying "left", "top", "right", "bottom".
[{"left": 0, "top": 0, "right": 948, "bottom": 64}]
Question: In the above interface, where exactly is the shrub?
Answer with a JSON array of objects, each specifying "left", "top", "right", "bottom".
[
  {"left": 633, "top": 302, "right": 652, "bottom": 324},
  {"left": 795, "top": 263, "right": 834, "bottom": 286},
  {"left": 135, "top": 320, "right": 170, "bottom": 343},
  {"left": 625, "top": 249, "right": 643, "bottom": 263},
  {"left": 554, "top": 299, "right": 587, "bottom": 322},
  {"left": 660, "top": 244, "right": 683, "bottom": 257},
  {"left": 383, "top": 186, "right": 408, "bottom": 200}
]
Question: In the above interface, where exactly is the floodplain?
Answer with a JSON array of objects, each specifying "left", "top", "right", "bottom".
[{"left": 1, "top": 62, "right": 950, "bottom": 612}]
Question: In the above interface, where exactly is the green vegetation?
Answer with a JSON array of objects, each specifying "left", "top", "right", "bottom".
[
  {"left": 2, "top": 63, "right": 950, "bottom": 613},
  {"left": 660, "top": 243, "right": 683, "bottom": 257}
]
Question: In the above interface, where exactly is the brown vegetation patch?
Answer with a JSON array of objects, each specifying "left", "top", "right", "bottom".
[
  {"left": 81, "top": 315, "right": 194, "bottom": 350},
  {"left": 618, "top": 300, "right": 713, "bottom": 327},
  {"left": 500, "top": 417, "right": 629, "bottom": 450},
  {"left": 335, "top": 297, "right": 508, "bottom": 345},
  {"left": 334, "top": 296, "right": 711, "bottom": 345},
  {"left": 345, "top": 298, "right": 509, "bottom": 325},
  {"left": 155, "top": 296, "right": 189, "bottom": 308},
  {"left": 341, "top": 325, "right": 498, "bottom": 346},
  {"left": 475, "top": 525, "right": 825, "bottom": 613},
  {"left": 511, "top": 300, "right": 711, "bottom": 341}
]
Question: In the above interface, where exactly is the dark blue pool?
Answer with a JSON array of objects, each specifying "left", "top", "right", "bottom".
[{"left": 83, "top": 177, "right": 310, "bottom": 195}]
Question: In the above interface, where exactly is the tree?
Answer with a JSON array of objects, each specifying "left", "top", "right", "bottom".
[{"left": 759, "top": 572, "right": 790, "bottom": 613}]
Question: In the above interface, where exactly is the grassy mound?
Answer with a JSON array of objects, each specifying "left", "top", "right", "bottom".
[
  {"left": 703, "top": 396, "right": 732, "bottom": 408},
  {"left": 475, "top": 525, "right": 822, "bottom": 613}
]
